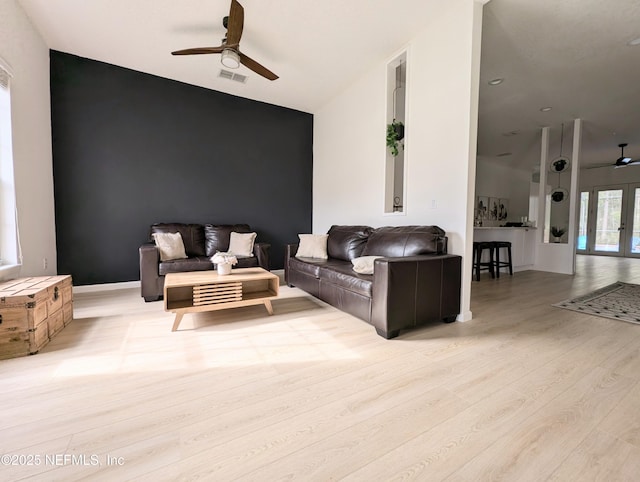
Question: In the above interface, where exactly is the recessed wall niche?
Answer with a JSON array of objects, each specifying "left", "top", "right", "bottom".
[
  {"left": 544, "top": 123, "right": 573, "bottom": 244},
  {"left": 384, "top": 51, "right": 407, "bottom": 214}
]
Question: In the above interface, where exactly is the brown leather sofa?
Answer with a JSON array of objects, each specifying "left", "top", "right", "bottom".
[
  {"left": 139, "top": 223, "right": 270, "bottom": 302},
  {"left": 285, "top": 225, "right": 461, "bottom": 339}
]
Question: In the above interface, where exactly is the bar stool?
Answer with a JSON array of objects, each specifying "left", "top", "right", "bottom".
[
  {"left": 492, "top": 241, "right": 513, "bottom": 278},
  {"left": 472, "top": 241, "right": 495, "bottom": 281}
]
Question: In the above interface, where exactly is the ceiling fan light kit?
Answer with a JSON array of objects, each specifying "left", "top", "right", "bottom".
[
  {"left": 614, "top": 143, "right": 636, "bottom": 167},
  {"left": 221, "top": 49, "right": 240, "bottom": 69},
  {"left": 171, "top": 0, "right": 278, "bottom": 81}
]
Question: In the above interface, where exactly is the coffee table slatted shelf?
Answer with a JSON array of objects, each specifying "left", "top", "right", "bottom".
[
  {"left": 193, "top": 282, "right": 243, "bottom": 306},
  {"left": 164, "top": 268, "right": 279, "bottom": 331}
]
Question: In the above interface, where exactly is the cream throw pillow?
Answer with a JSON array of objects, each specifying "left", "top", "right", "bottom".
[
  {"left": 295, "top": 234, "right": 328, "bottom": 259},
  {"left": 351, "top": 256, "right": 382, "bottom": 275},
  {"left": 228, "top": 231, "right": 257, "bottom": 257},
  {"left": 152, "top": 232, "right": 188, "bottom": 261}
]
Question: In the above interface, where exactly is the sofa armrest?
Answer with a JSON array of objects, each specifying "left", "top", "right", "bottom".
[
  {"left": 285, "top": 243, "right": 299, "bottom": 258},
  {"left": 139, "top": 242, "right": 162, "bottom": 301},
  {"left": 284, "top": 243, "right": 299, "bottom": 286},
  {"left": 371, "top": 254, "right": 462, "bottom": 339},
  {"left": 254, "top": 242, "right": 271, "bottom": 271}
]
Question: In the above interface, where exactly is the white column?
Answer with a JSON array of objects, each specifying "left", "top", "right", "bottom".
[
  {"left": 537, "top": 126, "right": 550, "bottom": 242},
  {"left": 534, "top": 120, "right": 582, "bottom": 274},
  {"left": 567, "top": 119, "right": 582, "bottom": 271},
  {"left": 458, "top": 0, "right": 486, "bottom": 322}
]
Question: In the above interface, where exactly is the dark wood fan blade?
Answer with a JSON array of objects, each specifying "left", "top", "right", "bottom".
[
  {"left": 238, "top": 52, "right": 278, "bottom": 80},
  {"left": 172, "top": 46, "right": 224, "bottom": 55},
  {"left": 226, "top": 0, "right": 244, "bottom": 46}
]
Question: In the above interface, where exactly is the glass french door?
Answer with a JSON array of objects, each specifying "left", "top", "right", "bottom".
[{"left": 583, "top": 183, "right": 640, "bottom": 257}]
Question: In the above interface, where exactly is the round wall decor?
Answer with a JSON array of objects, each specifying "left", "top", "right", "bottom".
[
  {"left": 550, "top": 156, "right": 570, "bottom": 173},
  {"left": 551, "top": 187, "right": 569, "bottom": 203}
]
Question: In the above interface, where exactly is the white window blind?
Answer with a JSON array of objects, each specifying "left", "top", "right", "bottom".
[
  {"left": 0, "top": 59, "right": 20, "bottom": 273},
  {"left": 0, "top": 67, "right": 9, "bottom": 89}
]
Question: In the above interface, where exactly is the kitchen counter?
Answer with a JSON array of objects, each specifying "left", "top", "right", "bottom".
[
  {"left": 474, "top": 227, "right": 537, "bottom": 271},
  {"left": 474, "top": 226, "right": 536, "bottom": 229}
]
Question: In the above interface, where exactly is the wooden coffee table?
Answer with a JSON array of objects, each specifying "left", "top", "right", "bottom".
[{"left": 163, "top": 268, "right": 279, "bottom": 331}]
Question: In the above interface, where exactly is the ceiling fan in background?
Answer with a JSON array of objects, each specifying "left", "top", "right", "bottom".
[
  {"left": 613, "top": 143, "right": 640, "bottom": 167},
  {"left": 585, "top": 143, "right": 640, "bottom": 169},
  {"left": 171, "top": 0, "right": 278, "bottom": 81}
]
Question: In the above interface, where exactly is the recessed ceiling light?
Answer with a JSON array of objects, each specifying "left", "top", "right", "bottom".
[
  {"left": 488, "top": 78, "right": 504, "bottom": 86},
  {"left": 627, "top": 37, "right": 640, "bottom": 46},
  {"left": 540, "top": 107, "right": 552, "bottom": 112}
]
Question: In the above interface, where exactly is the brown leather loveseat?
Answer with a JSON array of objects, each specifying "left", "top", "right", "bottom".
[
  {"left": 285, "top": 225, "right": 461, "bottom": 339},
  {"left": 139, "top": 223, "right": 270, "bottom": 302}
]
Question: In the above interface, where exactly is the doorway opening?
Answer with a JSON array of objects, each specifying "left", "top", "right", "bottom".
[{"left": 578, "top": 183, "right": 640, "bottom": 257}]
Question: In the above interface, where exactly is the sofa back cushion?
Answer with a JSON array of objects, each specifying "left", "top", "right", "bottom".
[
  {"left": 362, "top": 225, "right": 446, "bottom": 257},
  {"left": 205, "top": 224, "right": 252, "bottom": 257},
  {"left": 150, "top": 223, "right": 206, "bottom": 257},
  {"left": 327, "top": 225, "right": 373, "bottom": 261}
]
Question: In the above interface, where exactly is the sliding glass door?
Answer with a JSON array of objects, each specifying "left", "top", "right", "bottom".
[
  {"left": 593, "top": 186, "right": 624, "bottom": 254},
  {"left": 628, "top": 185, "right": 640, "bottom": 255},
  {"left": 584, "top": 183, "right": 640, "bottom": 257}
]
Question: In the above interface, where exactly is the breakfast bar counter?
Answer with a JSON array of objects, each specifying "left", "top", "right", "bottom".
[{"left": 473, "top": 227, "right": 537, "bottom": 272}]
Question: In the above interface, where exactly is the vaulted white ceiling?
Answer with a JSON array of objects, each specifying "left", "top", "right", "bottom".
[
  {"left": 18, "top": 0, "right": 444, "bottom": 113},
  {"left": 479, "top": 0, "right": 640, "bottom": 170},
  {"left": 17, "top": 0, "right": 640, "bottom": 170}
]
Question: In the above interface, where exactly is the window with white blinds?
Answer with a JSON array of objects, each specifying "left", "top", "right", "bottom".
[
  {"left": 0, "top": 61, "right": 20, "bottom": 269},
  {"left": 0, "top": 67, "right": 9, "bottom": 90}
]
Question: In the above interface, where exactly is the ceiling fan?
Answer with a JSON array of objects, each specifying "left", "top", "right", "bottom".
[
  {"left": 171, "top": 0, "right": 278, "bottom": 81},
  {"left": 613, "top": 143, "right": 640, "bottom": 168},
  {"left": 585, "top": 143, "right": 640, "bottom": 169}
]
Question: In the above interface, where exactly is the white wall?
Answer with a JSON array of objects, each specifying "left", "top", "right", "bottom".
[
  {"left": 580, "top": 164, "right": 640, "bottom": 190},
  {"left": 475, "top": 159, "right": 531, "bottom": 224},
  {"left": 313, "top": 0, "right": 485, "bottom": 320},
  {"left": 0, "top": 0, "right": 56, "bottom": 279}
]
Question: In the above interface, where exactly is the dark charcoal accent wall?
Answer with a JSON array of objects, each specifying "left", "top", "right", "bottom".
[{"left": 50, "top": 51, "right": 312, "bottom": 285}]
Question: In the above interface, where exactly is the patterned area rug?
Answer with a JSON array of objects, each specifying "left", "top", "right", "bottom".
[{"left": 553, "top": 281, "right": 640, "bottom": 325}]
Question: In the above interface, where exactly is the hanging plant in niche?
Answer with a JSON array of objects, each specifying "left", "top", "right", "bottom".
[
  {"left": 550, "top": 123, "right": 570, "bottom": 203},
  {"left": 386, "top": 119, "right": 404, "bottom": 157},
  {"left": 550, "top": 226, "right": 566, "bottom": 242},
  {"left": 386, "top": 59, "right": 405, "bottom": 158}
]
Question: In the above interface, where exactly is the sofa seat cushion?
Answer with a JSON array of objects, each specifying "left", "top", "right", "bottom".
[
  {"left": 320, "top": 264, "right": 373, "bottom": 298},
  {"left": 288, "top": 257, "right": 348, "bottom": 278},
  {"left": 232, "top": 256, "right": 260, "bottom": 269},
  {"left": 159, "top": 257, "right": 212, "bottom": 275},
  {"left": 288, "top": 257, "right": 325, "bottom": 278},
  {"left": 159, "top": 255, "right": 259, "bottom": 275}
]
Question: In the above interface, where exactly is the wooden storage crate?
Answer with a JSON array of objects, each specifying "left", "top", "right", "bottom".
[{"left": 0, "top": 275, "right": 73, "bottom": 360}]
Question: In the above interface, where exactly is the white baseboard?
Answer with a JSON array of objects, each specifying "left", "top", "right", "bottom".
[
  {"left": 457, "top": 310, "right": 473, "bottom": 322},
  {"left": 73, "top": 280, "right": 141, "bottom": 293}
]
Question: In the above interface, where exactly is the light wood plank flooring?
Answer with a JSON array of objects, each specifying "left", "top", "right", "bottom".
[{"left": 2, "top": 255, "right": 640, "bottom": 481}]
